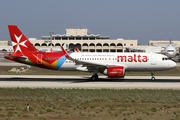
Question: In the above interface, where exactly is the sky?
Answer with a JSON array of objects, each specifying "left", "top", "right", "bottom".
[{"left": 0, "top": 0, "right": 180, "bottom": 45}]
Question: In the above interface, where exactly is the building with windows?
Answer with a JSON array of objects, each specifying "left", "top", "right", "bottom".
[
  {"left": 33, "top": 28, "right": 139, "bottom": 52},
  {"left": 149, "top": 40, "right": 180, "bottom": 53},
  {"left": 1, "top": 28, "right": 149, "bottom": 53}
]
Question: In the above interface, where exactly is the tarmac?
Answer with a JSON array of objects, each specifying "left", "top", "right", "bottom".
[{"left": 0, "top": 75, "right": 180, "bottom": 89}]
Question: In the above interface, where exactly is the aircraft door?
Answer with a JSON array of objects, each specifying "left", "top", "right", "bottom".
[
  {"left": 151, "top": 54, "right": 156, "bottom": 65},
  {"left": 37, "top": 54, "right": 42, "bottom": 64}
]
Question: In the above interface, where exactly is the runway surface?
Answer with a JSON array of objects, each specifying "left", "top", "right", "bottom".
[{"left": 0, "top": 75, "right": 180, "bottom": 89}]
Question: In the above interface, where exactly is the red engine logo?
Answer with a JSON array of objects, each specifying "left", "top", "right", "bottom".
[{"left": 107, "top": 66, "right": 124, "bottom": 78}]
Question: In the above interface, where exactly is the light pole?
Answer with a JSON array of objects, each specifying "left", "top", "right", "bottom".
[{"left": 49, "top": 32, "right": 54, "bottom": 52}]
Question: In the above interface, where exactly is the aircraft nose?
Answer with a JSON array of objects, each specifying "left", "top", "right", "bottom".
[{"left": 171, "top": 61, "right": 177, "bottom": 68}]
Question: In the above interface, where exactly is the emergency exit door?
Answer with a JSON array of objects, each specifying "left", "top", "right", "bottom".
[{"left": 37, "top": 54, "right": 42, "bottom": 64}]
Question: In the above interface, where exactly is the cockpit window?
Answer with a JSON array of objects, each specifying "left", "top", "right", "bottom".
[
  {"left": 162, "top": 57, "right": 171, "bottom": 61},
  {"left": 167, "top": 50, "right": 174, "bottom": 52}
]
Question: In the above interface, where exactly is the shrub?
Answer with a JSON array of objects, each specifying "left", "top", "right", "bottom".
[
  {"left": 0, "top": 114, "right": 5, "bottom": 117},
  {"left": 90, "top": 105, "right": 95, "bottom": 109},
  {"left": 17, "top": 112, "right": 21, "bottom": 117},
  {"left": 151, "top": 107, "right": 156, "bottom": 112},
  {"left": 39, "top": 109, "right": 43, "bottom": 114},
  {"left": 7, "top": 111, "right": 13, "bottom": 117},
  {"left": 47, "top": 108, "right": 54, "bottom": 112},
  {"left": 22, "top": 115, "right": 29, "bottom": 117},
  {"left": 137, "top": 118, "right": 142, "bottom": 120}
]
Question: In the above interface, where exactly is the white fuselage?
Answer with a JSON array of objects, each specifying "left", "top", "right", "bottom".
[
  {"left": 165, "top": 44, "right": 176, "bottom": 58},
  {"left": 59, "top": 52, "right": 176, "bottom": 72}
]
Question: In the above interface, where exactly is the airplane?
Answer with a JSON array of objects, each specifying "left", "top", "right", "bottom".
[
  {"left": 155, "top": 30, "right": 177, "bottom": 59},
  {"left": 5, "top": 25, "right": 177, "bottom": 81},
  {"left": 164, "top": 36, "right": 177, "bottom": 58}
]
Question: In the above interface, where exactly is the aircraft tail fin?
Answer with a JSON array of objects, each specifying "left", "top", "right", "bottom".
[
  {"left": 170, "top": 28, "right": 172, "bottom": 44},
  {"left": 8, "top": 25, "right": 39, "bottom": 56}
]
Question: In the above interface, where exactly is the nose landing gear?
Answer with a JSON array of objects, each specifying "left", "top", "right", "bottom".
[{"left": 151, "top": 71, "right": 155, "bottom": 80}]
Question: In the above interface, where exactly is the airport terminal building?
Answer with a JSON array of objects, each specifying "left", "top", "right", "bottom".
[
  {"left": 34, "top": 28, "right": 138, "bottom": 52},
  {"left": 2, "top": 28, "right": 172, "bottom": 53},
  {"left": 149, "top": 40, "right": 180, "bottom": 52},
  {"left": 0, "top": 28, "right": 141, "bottom": 52}
]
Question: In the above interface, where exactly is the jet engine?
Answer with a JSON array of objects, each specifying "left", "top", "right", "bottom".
[{"left": 103, "top": 66, "right": 125, "bottom": 78}]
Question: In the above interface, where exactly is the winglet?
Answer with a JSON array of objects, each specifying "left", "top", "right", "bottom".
[
  {"left": 75, "top": 47, "right": 80, "bottom": 52},
  {"left": 61, "top": 46, "right": 70, "bottom": 58}
]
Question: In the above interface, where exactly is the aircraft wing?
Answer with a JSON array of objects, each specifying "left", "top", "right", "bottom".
[
  {"left": 60, "top": 46, "right": 126, "bottom": 72},
  {"left": 123, "top": 47, "right": 145, "bottom": 52}
]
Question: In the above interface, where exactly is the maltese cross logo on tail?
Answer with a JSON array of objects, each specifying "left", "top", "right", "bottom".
[{"left": 12, "top": 34, "right": 27, "bottom": 53}]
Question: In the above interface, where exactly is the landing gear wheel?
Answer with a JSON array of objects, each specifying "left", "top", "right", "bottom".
[
  {"left": 151, "top": 77, "right": 155, "bottom": 81},
  {"left": 91, "top": 74, "right": 98, "bottom": 80},
  {"left": 151, "top": 71, "right": 155, "bottom": 81}
]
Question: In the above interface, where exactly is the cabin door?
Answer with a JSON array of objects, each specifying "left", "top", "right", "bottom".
[
  {"left": 37, "top": 54, "right": 42, "bottom": 64},
  {"left": 151, "top": 54, "right": 156, "bottom": 65}
]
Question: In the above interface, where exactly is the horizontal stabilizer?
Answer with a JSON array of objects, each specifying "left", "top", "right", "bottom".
[{"left": 5, "top": 55, "right": 28, "bottom": 61}]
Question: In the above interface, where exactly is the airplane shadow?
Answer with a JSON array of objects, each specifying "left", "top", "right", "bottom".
[{"left": 0, "top": 77, "right": 180, "bottom": 83}]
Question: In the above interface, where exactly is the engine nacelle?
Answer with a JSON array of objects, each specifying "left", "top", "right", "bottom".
[{"left": 103, "top": 66, "right": 125, "bottom": 78}]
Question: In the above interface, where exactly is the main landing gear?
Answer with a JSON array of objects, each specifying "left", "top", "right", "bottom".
[
  {"left": 91, "top": 74, "right": 98, "bottom": 80},
  {"left": 91, "top": 69, "right": 99, "bottom": 80},
  {"left": 151, "top": 71, "right": 155, "bottom": 81}
]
